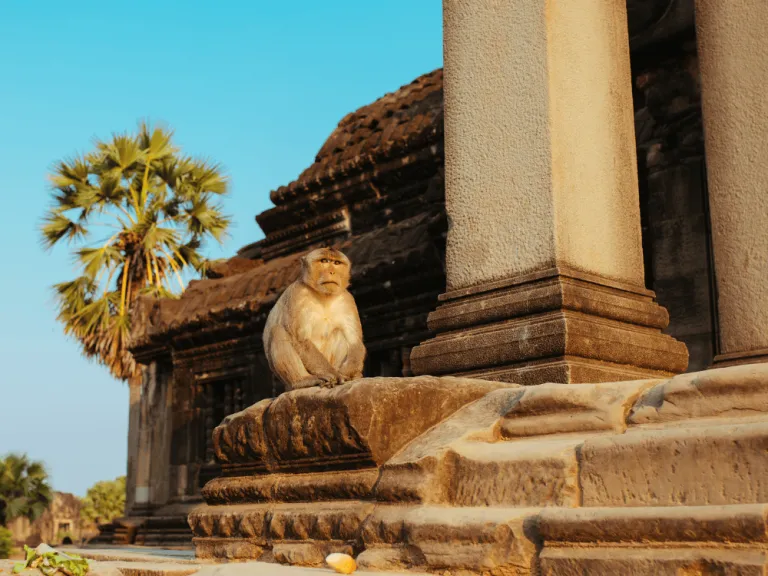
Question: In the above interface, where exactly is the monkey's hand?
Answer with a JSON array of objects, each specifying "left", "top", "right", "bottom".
[{"left": 316, "top": 370, "right": 344, "bottom": 388}]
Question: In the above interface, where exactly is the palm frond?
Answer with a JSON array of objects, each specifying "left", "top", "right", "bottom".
[
  {"left": 189, "top": 158, "right": 229, "bottom": 195},
  {"left": 41, "top": 212, "right": 88, "bottom": 249},
  {"left": 138, "top": 121, "right": 177, "bottom": 160},
  {"left": 185, "top": 196, "right": 230, "bottom": 242},
  {"left": 77, "top": 245, "right": 123, "bottom": 279},
  {"left": 48, "top": 156, "right": 90, "bottom": 189}
]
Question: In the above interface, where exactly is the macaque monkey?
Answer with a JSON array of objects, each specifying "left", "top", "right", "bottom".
[{"left": 263, "top": 248, "right": 366, "bottom": 391}]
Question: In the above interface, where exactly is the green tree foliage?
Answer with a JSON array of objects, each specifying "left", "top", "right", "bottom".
[
  {"left": 41, "top": 121, "right": 231, "bottom": 381},
  {"left": 79, "top": 477, "right": 125, "bottom": 525},
  {"left": 0, "top": 454, "right": 53, "bottom": 526},
  {"left": 0, "top": 526, "right": 13, "bottom": 559}
]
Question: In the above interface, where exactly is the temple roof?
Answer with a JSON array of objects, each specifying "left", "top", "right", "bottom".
[
  {"left": 130, "top": 211, "right": 443, "bottom": 349},
  {"left": 267, "top": 68, "right": 443, "bottom": 207}
]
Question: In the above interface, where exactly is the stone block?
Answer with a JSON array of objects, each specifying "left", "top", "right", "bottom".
[
  {"left": 192, "top": 537, "right": 266, "bottom": 561},
  {"left": 538, "top": 504, "right": 768, "bottom": 544},
  {"left": 202, "top": 469, "right": 378, "bottom": 505},
  {"left": 629, "top": 363, "right": 768, "bottom": 424},
  {"left": 360, "top": 506, "right": 540, "bottom": 574},
  {"left": 411, "top": 269, "right": 688, "bottom": 384},
  {"left": 415, "top": 309, "right": 687, "bottom": 378},
  {"left": 580, "top": 421, "right": 768, "bottom": 506},
  {"left": 272, "top": 543, "right": 353, "bottom": 567},
  {"left": 211, "top": 376, "right": 509, "bottom": 474},
  {"left": 355, "top": 546, "right": 426, "bottom": 572},
  {"left": 540, "top": 547, "right": 767, "bottom": 575},
  {"left": 379, "top": 383, "right": 626, "bottom": 507},
  {"left": 376, "top": 388, "right": 524, "bottom": 503},
  {"left": 268, "top": 502, "right": 373, "bottom": 542},
  {"left": 189, "top": 505, "right": 270, "bottom": 542},
  {"left": 444, "top": 438, "right": 582, "bottom": 506},
  {"left": 500, "top": 379, "right": 657, "bottom": 438}
]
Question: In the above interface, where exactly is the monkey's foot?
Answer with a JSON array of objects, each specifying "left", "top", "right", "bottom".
[{"left": 294, "top": 376, "right": 324, "bottom": 389}]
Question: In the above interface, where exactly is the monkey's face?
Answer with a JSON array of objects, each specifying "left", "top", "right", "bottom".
[{"left": 302, "top": 249, "right": 351, "bottom": 295}]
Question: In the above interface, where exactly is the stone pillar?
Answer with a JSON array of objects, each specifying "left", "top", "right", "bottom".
[
  {"left": 132, "top": 362, "right": 155, "bottom": 514},
  {"left": 695, "top": 0, "right": 768, "bottom": 368},
  {"left": 411, "top": 0, "right": 688, "bottom": 384},
  {"left": 124, "top": 379, "right": 141, "bottom": 516}
]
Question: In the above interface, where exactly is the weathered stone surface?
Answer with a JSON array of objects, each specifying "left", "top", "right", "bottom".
[
  {"left": 581, "top": 421, "right": 768, "bottom": 506},
  {"left": 190, "top": 365, "right": 768, "bottom": 572},
  {"left": 211, "top": 377, "right": 509, "bottom": 473},
  {"left": 359, "top": 506, "right": 540, "bottom": 575},
  {"left": 411, "top": 267, "right": 688, "bottom": 385},
  {"left": 445, "top": 438, "right": 582, "bottom": 507},
  {"left": 190, "top": 502, "right": 372, "bottom": 543},
  {"left": 413, "top": 304, "right": 688, "bottom": 384},
  {"left": 189, "top": 505, "right": 270, "bottom": 542},
  {"left": 202, "top": 469, "right": 378, "bottom": 505},
  {"left": 377, "top": 387, "right": 581, "bottom": 507},
  {"left": 539, "top": 504, "right": 768, "bottom": 544},
  {"left": 540, "top": 547, "right": 767, "bottom": 576},
  {"left": 272, "top": 543, "right": 353, "bottom": 567},
  {"left": 268, "top": 503, "right": 374, "bottom": 542},
  {"left": 500, "top": 379, "right": 658, "bottom": 438},
  {"left": 192, "top": 538, "right": 266, "bottom": 561},
  {"left": 376, "top": 388, "right": 524, "bottom": 503},
  {"left": 354, "top": 546, "right": 425, "bottom": 572},
  {"left": 629, "top": 363, "right": 768, "bottom": 424}
]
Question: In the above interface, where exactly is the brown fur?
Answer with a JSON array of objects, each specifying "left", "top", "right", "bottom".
[{"left": 263, "top": 248, "right": 367, "bottom": 391}]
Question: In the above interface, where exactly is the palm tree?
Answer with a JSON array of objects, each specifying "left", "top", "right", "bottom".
[
  {"left": 0, "top": 454, "right": 53, "bottom": 526},
  {"left": 41, "top": 121, "right": 230, "bottom": 381}
]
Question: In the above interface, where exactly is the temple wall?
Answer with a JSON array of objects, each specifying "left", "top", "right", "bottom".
[
  {"left": 7, "top": 493, "right": 93, "bottom": 547},
  {"left": 633, "top": 41, "right": 717, "bottom": 371}
]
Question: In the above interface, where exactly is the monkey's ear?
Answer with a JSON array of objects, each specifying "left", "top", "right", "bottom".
[{"left": 299, "top": 254, "right": 311, "bottom": 272}]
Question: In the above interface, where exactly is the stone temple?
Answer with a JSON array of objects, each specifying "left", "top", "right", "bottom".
[{"left": 97, "top": 0, "right": 768, "bottom": 573}]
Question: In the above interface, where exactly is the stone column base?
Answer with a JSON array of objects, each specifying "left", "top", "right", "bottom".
[{"left": 411, "top": 267, "right": 689, "bottom": 384}]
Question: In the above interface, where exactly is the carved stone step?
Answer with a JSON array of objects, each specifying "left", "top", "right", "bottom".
[{"left": 539, "top": 504, "right": 768, "bottom": 575}]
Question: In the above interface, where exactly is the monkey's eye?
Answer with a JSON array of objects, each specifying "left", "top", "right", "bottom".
[
  {"left": 320, "top": 258, "right": 329, "bottom": 264},
  {"left": 334, "top": 260, "right": 342, "bottom": 266}
]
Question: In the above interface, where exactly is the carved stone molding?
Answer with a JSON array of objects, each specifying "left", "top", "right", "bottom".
[{"left": 411, "top": 267, "right": 689, "bottom": 384}]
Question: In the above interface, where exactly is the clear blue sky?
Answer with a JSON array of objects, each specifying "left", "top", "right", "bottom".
[{"left": 0, "top": 0, "right": 442, "bottom": 496}]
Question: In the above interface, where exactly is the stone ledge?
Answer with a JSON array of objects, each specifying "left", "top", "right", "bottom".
[
  {"left": 540, "top": 547, "right": 768, "bottom": 575},
  {"left": 539, "top": 504, "right": 768, "bottom": 544},
  {"left": 411, "top": 269, "right": 689, "bottom": 383},
  {"left": 211, "top": 376, "right": 510, "bottom": 473},
  {"left": 580, "top": 420, "right": 768, "bottom": 506},
  {"left": 358, "top": 506, "right": 541, "bottom": 574},
  {"left": 500, "top": 379, "right": 657, "bottom": 438},
  {"left": 202, "top": 468, "right": 379, "bottom": 505},
  {"left": 630, "top": 363, "right": 768, "bottom": 424}
]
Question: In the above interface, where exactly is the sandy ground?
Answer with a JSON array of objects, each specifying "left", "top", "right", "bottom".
[{"left": 1, "top": 548, "right": 424, "bottom": 576}]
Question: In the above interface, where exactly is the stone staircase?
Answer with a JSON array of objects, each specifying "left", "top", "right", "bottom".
[{"left": 188, "top": 365, "right": 768, "bottom": 574}]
